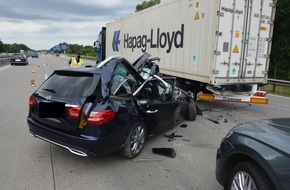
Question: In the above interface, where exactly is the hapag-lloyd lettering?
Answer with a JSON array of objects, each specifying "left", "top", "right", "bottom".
[
  {"left": 221, "top": 7, "right": 243, "bottom": 15},
  {"left": 124, "top": 24, "right": 184, "bottom": 53}
]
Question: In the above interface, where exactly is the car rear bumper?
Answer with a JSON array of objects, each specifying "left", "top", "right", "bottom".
[
  {"left": 11, "top": 61, "right": 27, "bottom": 65},
  {"left": 27, "top": 117, "right": 120, "bottom": 157}
]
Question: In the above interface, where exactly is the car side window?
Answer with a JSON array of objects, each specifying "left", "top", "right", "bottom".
[
  {"left": 136, "top": 79, "right": 172, "bottom": 102},
  {"left": 111, "top": 63, "right": 140, "bottom": 96}
]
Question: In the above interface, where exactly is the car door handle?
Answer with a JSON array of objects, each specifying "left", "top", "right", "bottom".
[{"left": 146, "top": 110, "right": 158, "bottom": 114}]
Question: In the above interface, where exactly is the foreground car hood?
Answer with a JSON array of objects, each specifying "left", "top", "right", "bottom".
[{"left": 232, "top": 118, "right": 290, "bottom": 155}]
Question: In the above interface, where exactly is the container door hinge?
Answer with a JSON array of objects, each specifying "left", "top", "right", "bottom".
[
  {"left": 213, "top": 70, "right": 219, "bottom": 74},
  {"left": 216, "top": 31, "right": 222, "bottom": 36},
  {"left": 217, "top": 11, "right": 224, "bottom": 17},
  {"left": 214, "top": 51, "right": 221, "bottom": 56},
  {"left": 221, "top": 61, "right": 229, "bottom": 66}
]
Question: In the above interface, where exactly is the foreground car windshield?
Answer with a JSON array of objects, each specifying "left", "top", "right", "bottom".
[{"left": 39, "top": 72, "right": 96, "bottom": 98}]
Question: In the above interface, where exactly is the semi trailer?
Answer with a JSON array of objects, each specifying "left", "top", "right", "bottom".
[{"left": 94, "top": 0, "right": 277, "bottom": 104}]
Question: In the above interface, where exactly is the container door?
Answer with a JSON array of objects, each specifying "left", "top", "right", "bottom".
[
  {"left": 215, "top": 0, "right": 275, "bottom": 83},
  {"left": 243, "top": 0, "right": 275, "bottom": 80}
]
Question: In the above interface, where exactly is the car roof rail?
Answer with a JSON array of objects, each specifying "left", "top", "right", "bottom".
[{"left": 96, "top": 55, "right": 123, "bottom": 69}]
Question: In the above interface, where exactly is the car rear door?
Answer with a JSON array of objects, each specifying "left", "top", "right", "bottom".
[{"left": 30, "top": 71, "right": 100, "bottom": 132}]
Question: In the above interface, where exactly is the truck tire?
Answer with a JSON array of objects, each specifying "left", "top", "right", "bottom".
[{"left": 186, "top": 99, "right": 197, "bottom": 121}]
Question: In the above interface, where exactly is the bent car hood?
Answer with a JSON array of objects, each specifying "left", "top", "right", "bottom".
[{"left": 232, "top": 118, "right": 290, "bottom": 155}]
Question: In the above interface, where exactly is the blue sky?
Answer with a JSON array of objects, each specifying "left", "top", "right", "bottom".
[{"left": 0, "top": 0, "right": 149, "bottom": 50}]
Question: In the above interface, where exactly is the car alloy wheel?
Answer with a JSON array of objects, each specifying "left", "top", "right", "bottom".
[
  {"left": 120, "top": 121, "right": 147, "bottom": 159},
  {"left": 231, "top": 171, "right": 257, "bottom": 190},
  {"left": 227, "top": 161, "right": 273, "bottom": 190},
  {"left": 130, "top": 125, "right": 145, "bottom": 155}
]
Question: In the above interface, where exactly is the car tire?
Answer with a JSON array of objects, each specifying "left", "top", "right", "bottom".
[
  {"left": 119, "top": 121, "right": 147, "bottom": 159},
  {"left": 226, "top": 161, "right": 273, "bottom": 190},
  {"left": 185, "top": 99, "right": 197, "bottom": 121}
]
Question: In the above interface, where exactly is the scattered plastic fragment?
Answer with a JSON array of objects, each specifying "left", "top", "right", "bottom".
[
  {"left": 152, "top": 148, "right": 176, "bottom": 158},
  {"left": 163, "top": 133, "right": 183, "bottom": 142},
  {"left": 180, "top": 124, "right": 187, "bottom": 128},
  {"left": 207, "top": 118, "right": 219, "bottom": 124}
]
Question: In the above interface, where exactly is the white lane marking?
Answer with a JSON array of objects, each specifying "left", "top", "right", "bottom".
[{"left": 0, "top": 65, "right": 11, "bottom": 71}]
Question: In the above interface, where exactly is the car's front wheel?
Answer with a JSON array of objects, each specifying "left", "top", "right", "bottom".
[
  {"left": 226, "top": 161, "right": 273, "bottom": 190},
  {"left": 120, "top": 122, "right": 147, "bottom": 159}
]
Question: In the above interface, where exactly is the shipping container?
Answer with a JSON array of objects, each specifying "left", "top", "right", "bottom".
[{"left": 95, "top": 0, "right": 277, "bottom": 104}]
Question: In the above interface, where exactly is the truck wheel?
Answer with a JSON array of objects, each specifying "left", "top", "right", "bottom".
[
  {"left": 185, "top": 99, "right": 197, "bottom": 121},
  {"left": 226, "top": 161, "right": 273, "bottom": 190},
  {"left": 120, "top": 121, "right": 147, "bottom": 159}
]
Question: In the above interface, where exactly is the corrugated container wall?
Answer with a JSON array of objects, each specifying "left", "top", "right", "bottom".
[{"left": 106, "top": 0, "right": 275, "bottom": 86}]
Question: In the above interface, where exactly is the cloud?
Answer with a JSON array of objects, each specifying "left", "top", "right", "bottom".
[{"left": 0, "top": 0, "right": 143, "bottom": 49}]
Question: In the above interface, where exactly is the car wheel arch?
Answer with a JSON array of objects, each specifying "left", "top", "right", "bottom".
[{"left": 221, "top": 152, "right": 280, "bottom": 190}]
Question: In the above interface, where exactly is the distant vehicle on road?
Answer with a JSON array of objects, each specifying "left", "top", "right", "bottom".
[
  {"left": 10, "top": 53, "right": 28, "bottom": 65},
  {"left": 216, "top": 118, "right": 290, "bottom": 190},
  {"left": 55, "top": 53, "right": 60, "bottom": 57},
  {"left": 31, "top": 52, "right": 38, "bottom": 58}
]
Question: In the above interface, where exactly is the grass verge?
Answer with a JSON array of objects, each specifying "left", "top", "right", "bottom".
[{"left": 261, "top": 84, "right": 290, "bottom": 97}]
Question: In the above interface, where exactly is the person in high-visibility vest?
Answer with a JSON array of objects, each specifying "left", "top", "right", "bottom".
[{"left": 68, "top": 53, "right": 83, "bottom": 67}]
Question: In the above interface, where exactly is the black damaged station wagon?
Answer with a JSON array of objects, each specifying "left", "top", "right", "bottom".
[{"left": 27, "top": 53, "right": 195, "bottom": 158}]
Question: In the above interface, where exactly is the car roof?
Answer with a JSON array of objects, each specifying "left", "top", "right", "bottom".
[
  {"left": 57, "top": 56, "right": 143, "bottom": 78},
  {"left": 54, "top": 56, "right": 145, "bottom": 99}
]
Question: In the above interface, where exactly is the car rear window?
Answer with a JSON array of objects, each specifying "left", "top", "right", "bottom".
[
  {"left": 38, "top": 72, "right": 98, "bottom": 98},
  {"left": 13, "top": 54, "right": 24, "bottom": 58}
]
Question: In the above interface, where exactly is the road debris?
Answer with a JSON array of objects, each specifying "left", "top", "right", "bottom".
[
  {"left": 180, "top": 124, "right": 187, "bottom": 128},
  {"left": 152, "top": 148, "right": 176, "bottom": 158},
  {"left": 207, "top": 118, "right": 220, "bottom": 124},
  {"left": 163, "top": 133, "right": 183, "bottom": 142}
]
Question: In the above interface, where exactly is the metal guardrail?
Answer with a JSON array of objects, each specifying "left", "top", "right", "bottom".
[
  {"left": 0, "top": 56, "right": 11, "bottom": 66},
  {"left": 267, "top": 78, "right": 290, "bottom": 92}
]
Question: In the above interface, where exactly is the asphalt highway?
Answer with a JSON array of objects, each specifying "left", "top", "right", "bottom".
[{"left": 0, "top": 54, "right": 289, "bottom": 190}]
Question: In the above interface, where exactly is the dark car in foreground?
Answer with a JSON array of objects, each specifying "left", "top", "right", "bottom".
[
  {"left": 27, "top": 53, "right": 195, "bottom": 158},
  {"left": 216, "top": 118, "right": 290, "bottom": 190},
  {"left": 10, "top": 53, "right": 28, "bottom": 65}
]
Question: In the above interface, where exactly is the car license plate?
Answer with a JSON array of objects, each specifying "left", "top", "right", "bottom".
[
  {"left": 39, "top": 102, "right": 65, "bottom": 118},
  {"left": 15, "top": 59, "right": 21, "bottom": 61}
]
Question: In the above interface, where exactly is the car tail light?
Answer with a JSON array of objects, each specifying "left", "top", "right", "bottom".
[
  {"left": 29, "top": 96, "right": 36, "bottom": 107},
  {"left": 68, "top": 106, "right": 81, "bottom": 120},
  {"left": 87, "top": 110, "right": 116, "bottom": 125},
  {"left": 68, "top": 107, "right": 116, "bottom": 126},
  {"left": 21, "top": 58, "right": 26, "bottom": 61}
]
